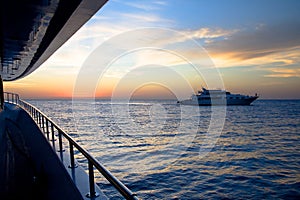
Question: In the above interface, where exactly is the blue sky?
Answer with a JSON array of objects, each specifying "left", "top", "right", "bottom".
[
  {"left": 102, "top": 0, "right": 300, "bottom": 28},
  {"left": 5, "top": 0, "right": 300, "bottom": 99}
]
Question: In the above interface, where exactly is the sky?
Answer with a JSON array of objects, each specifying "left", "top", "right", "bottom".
[{"left": 4, "top": 0, "right": 300, "bottom": 99}]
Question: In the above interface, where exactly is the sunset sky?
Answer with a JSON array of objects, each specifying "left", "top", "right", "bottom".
[{"left": 4, "top": 0, "right": 300, "bottom": 99}]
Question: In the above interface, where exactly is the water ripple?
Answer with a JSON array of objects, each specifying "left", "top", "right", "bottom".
[{"left": 27, "top": 99, "right": 300, "bottom": 199}]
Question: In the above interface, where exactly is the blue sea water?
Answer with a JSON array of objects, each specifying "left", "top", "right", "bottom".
[{"left": 26, "top": 99, "right": 300, "bottom": 199}]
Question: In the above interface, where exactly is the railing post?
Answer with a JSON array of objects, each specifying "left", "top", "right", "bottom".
[
  {"left": 38, "top": 112, "right": 41, "bottom": 127},
  {"left": 36, "top": 111, "right": 39, "bottom": 123},
  {"left": 50, "top": 123, "right": 56, "bottom": 140},
  {"left": 68, "top": 142, "right": 78, "bottom": 168},
  {"left": 41, "top": 116, "right": 45, "bottom": 133},
  {"left": 35, "top": 110, "right": 38, "bottom": 121},
  {"left": 16, "top": 94, "right": 19, "bottom": 105},
  {"left": 40, "top": 114, "right": 42, "bottom": 127},
  {"left": 86, "top": 160, "right": 99, "bottom": 198},
  {"left": 50, "top": 124, "right": 56, "bottom": 149},
  {"left": 57, "top": 130, "right": 65, "bottom": 152},
  {"left": 0, "top": 75, "right": 4, "bottom": 110},
  {"left": 45, "top": 119, "right": 50, "bottom": 140}
]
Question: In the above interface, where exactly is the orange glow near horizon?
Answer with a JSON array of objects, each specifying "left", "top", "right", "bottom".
[
  {"left": 130, "top": 84, "right": 177, "bottom": 99},
  {"left": 3, "top": 73, "right": 75, "bottom": 99}
]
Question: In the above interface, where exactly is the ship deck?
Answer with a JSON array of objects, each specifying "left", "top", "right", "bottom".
[{"left": 0, "top": 102, "right": 107, "bottom": 199}]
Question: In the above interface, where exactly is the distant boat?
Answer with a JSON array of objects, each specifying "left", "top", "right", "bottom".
[{"left": 178, "top": 87, "right": 259, "bottom": 106}]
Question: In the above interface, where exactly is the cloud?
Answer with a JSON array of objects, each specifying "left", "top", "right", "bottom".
[
  {"left": 114, "top": 0, "right": 168, "bottom": 11},
  {"left": 264, "top": 67, "right": 300, "bottom": 78},
  {"left": 199, "top": 21, "right": 300, "bottom": 79},
  {"left": 117, "top": 12, "right": 174, "bottom": 27},
  {"left": 153, "top": 1, "right": 168, "bottom": 6},
  {"left": 35, "top": 8, "right": 175, "bottom": 77},
  {"left": 121, "top": 2, "right": 161, "bottom": 11},
  {"left": 185, "top": 28, "right": 237, "bottom": 40},
  {"left": 149, "top": 27, "right": 236, "bottom": 46},
  {"left": 206, "top": 21, "right": 300, "bottom": 62}
]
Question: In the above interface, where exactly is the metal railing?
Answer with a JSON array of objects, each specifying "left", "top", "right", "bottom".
[
  {"left": 3, "top": 92, "right": 20, "bottom": 105},
  {"left": 3, "top": 92, "right": 138, "bottom": 200}
]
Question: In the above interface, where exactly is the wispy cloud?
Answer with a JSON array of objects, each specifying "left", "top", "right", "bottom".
[
  {"left": 206, "top": 21, "right": 300, "bottom": 64},
  {"left": 121, "top": 2, "right": 161, "bottom": 11},
  {"left": 153, "top": 1, "right": 168, "bottom": 6},
  {"left": 120, "top": 13, "right": 172, "bottom": 24},
  {"left": 115, "top": 0, "right": 168, "bottom": 11},
  {"left": 190, "top": 20, "right": 300, "bottom": 80},
  {"left": 264, "top": 67, "right": 300, "bottom": 78},
  {"left": 185, "top": 28, "right": 237, "bottom": 40}
]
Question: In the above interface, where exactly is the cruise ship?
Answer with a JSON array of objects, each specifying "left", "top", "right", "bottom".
[{"left": 178, "top": 87, "right": 259, "bottom": 106}]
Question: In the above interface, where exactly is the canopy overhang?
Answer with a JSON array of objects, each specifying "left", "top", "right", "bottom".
[{"left": 0, "top": 0, "right": 108, "bottom": 81}]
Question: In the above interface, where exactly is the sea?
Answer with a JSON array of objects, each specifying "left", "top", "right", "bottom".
[{"left": 26, "top": 99, "right": 300, "bottom": 200}]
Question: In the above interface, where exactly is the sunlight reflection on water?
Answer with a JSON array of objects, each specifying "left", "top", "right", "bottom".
[{"left": 27, "top": 99, "right": 300, "bottom": 199}]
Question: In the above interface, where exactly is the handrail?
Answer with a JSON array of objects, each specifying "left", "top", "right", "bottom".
[
  {"left": 3, "top": 92, "right": 20, "bottom": 105},
  {"left": 3, "top": 92, "right": 138, "bottom": 200}
]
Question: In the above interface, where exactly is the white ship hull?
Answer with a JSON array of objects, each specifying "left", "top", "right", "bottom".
[
  {"left": 178, "top": 88, "right": 258, "bottom": 106},
  {"left": 179, "top": 97, "right": 258, "bottom": 106}
]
